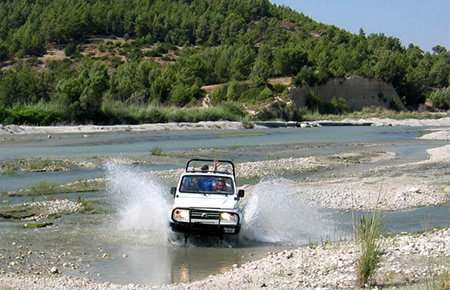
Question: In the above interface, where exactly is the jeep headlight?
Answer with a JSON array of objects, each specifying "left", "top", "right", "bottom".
[
  {"left": 173, "top": 209, "right": 190, "bottom": 222},
  {"left": 220, "top": 212, "right": 238, "bottom": 225}
]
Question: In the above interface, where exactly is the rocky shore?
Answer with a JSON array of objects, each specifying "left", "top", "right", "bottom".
[
  {"left": 1, "top": 117, "right": 449, "bottom": 135},
  {"left": 158, "top": 228, "right": 449, "bottom": 290},
  {"left": 0, "top": 121, "right": 245, "bottom": 135},
  {"left": 1, "top": 228, "right": 448, "bottom": 289}
]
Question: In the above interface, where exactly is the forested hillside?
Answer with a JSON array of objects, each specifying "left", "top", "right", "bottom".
[{"left": 0, "top": 0, "right": 448, "bottom": 125}]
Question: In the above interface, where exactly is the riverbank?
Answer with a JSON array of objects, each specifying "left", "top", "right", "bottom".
[
  {"left": 0, "top": 228, "right": 448, "bottom": 289},
  {"left": 1, "top": 117, "right": 449, "bottom": 135},
  {"left": 0, "top": 120, "right": 449, "bottom": 289}
]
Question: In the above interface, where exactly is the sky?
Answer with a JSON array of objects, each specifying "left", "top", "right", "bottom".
[{"left": 270, "top": 0, "right": 450, "bottom": 52}]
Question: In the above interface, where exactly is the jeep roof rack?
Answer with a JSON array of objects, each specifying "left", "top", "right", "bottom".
[{"left": 186, "top": 158, "right": 235, "bottom": 177}]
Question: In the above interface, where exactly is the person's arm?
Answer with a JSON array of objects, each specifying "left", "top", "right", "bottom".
[{"left": 213, "top": 159, "right": 219, "bottom": 171}]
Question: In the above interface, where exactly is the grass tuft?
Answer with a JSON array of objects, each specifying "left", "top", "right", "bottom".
[
  {"left": 22, "top": 222, "right": 53, "bottom": 229},
  {"left": 355, "top": 211, "right": 384, "bottom": 287},
  {"left": 151, "top": 145, "right": 163, "bottom": 156}
]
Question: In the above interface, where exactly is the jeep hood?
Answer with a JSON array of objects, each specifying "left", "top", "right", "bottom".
[{"left": 173, "top": 194, "right": 238, "bottom": 210}]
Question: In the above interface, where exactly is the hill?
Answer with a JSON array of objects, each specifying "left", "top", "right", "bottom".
[{"left": 0, "top": 0, "right": 448, "bottom": 125}]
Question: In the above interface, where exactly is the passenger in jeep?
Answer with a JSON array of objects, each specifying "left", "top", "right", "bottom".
[
  {"left": 182, "top": 176, "right": 199, "bottom": 191},
  {"left": 214, "top": 178, "right": 226, "bottom": 191},
  {"left": 198, "top": 176, "right": 214, "bottom": 191}
]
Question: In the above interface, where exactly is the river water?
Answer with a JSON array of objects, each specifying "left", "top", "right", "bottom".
[{"left": 0, "top": 126, "right": 448, "bottom": 286}]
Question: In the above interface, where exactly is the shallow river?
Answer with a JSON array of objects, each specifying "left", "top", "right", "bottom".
[{"left": 0, "top": 126, "right": 448, "bottom": 286}]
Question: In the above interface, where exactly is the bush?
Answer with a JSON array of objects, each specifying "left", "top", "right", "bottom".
[
  {"left": 356, "top": 212, "right": 384, "bottom": 287},
  {"left": 169, "top": 83, "right": 203, "bottom": 106},
  {"left": 305, "top": 90, "right": 323, "bottom": 113},
  {"left": 151, "top": 145, "right": 163, "bottom": 156},
  {"left": 240, "top": 87, "right": 264, "bottom": 104},
  {"left": 101, "top": 101, "right": 137, "bottom": 124},
  {"left": 101, "top": 102, "right": 245, "bottom": 124},
  {"left": 0, "top": 106, "right": 9, "bottom": 122},
  {"left": 325, "top": 96, "right": 350, "bottom": 114},
  {"left": 259, "top": 87, "right": 273, "bottom": 100},
  {"left": 64, "top": 43, "right": 77, "bottom": 57},
  {"left": 0, "top": 104, "right": 63, "bottom": 125},
  {"left": 429, "top": 87, "right": 450, "bottom": 110},
  {"left": 210, "top": 86, "right": 227, "bottom": 105}
]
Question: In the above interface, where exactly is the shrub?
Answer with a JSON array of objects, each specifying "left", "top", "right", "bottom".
[
  {"left": 101, "top": 102, "right": 245, "bottom": 124},
  {"left": 1, "top": 104, "right": 63, "bottom": 125},
  {"left": 429, "top": 87, "right": 450, "bottom": 110},
  {"left": 305, "top": 90, "right": 323, "bottom": 113},
  {"left": 241, "top": 116, "right": 254, "bottom": 129},
  {"left": 210, "top": 86, "right": 227, "bottom": 105},
  {"left": 355, "top": 212, "right": 384, "bottom": 287},
  {"left": 64, "top": 43, "right": 77, "bottom": 57},
  {"left": 151, "top": 145, "right": 163, "bottom": 156},
  {"left": 101, "top": 101, "right": 137, "bottom": 124},
  {"left": 326, "top": 96, "right": 350, "bottom": 114},
  {"left": 259, "top": 87, "right": 273, "bottom": 100},
  {"left": 240, "top": 87, "right": 264, "bottom": 104}
]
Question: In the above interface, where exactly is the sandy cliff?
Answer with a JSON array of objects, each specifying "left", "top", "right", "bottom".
[{"left": 290, "top": 76, "right": 406, "bottom": 111}]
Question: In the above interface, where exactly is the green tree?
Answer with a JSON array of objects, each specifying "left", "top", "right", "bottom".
[
  {"left": 249, "top": 58, "right": 270, "bottom": 87},
  {"left": 56, "top": 62, "right": 108, "bottom": 122},
  {"left": 429, "top": 87, "right": 450, "bottom": 110},
  {"left": 0, "top": 41, "right": 8, "bottom": 61},
  {"left": 169, "top": 83, "right": 203, "bottom": 106},
  {"left": 274, "top": 46, "right": 308, "bottom": 76},
  {"left": 230, "top": 45, "right": 256, "bottom": 80}
]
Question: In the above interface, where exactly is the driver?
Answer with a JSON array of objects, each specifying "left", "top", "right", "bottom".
[{"left": 214, "top": 178, "right": 226, "bottom": 191}]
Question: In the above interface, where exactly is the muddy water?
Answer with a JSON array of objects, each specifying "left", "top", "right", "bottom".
[{"left": 0, "top": 126, "right": 449, "bottom": 286}]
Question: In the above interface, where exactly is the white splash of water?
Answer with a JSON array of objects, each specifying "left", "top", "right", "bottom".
[
  {"left": 241, "top": 179, "right": 334, "bottom": 244},
  {"left": 105, "top": 159, "right": 171, "bottom": 245}
]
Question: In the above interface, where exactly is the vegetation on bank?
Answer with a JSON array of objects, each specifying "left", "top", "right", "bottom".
[
  {"left": 0, "top": 0, "right": 448, "bottom": 125},
  {"left": 1, "top": 179, "right": 105, "bottom": 197},
  {"left": 0, "top": 158, "right": 77, "bottom": 176},
  {"left": 300, "top": 107, "right": 449, "bottom": 122},
  {"left": 356, "top": 212, "right": 384, "bottom": 287},
  {"left": 0, "top": 101, "right": 247, "bottom": 125}
]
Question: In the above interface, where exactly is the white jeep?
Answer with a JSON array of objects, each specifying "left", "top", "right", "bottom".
[{"left": 169, "top": 159, "right": 245, "bottom": 236}]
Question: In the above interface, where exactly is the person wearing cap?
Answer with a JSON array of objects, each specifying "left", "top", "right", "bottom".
[
  {"left": 201, "top": 160, "right": 219, "bottom": 172},
  {"left": 198, "top": 160, "right": 220, "bottom": 191}
]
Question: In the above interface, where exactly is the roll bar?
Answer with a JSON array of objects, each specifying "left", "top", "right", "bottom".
[{"left": 186, "top": 158, "right": 236, "bottom": 177}]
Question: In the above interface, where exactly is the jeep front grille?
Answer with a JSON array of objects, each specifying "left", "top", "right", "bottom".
[{"left": 190, "top": 210, "right": 220, "bottom": 224}]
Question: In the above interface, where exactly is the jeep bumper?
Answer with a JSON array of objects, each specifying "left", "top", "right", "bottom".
[{"left": 170, "top": 222, "right": 240, "bottom": 235}]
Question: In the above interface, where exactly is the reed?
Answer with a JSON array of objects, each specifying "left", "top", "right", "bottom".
[
  {"left": 355, "top": 210, "right": 384, "bottom": 287},
  {"left": 151, "top": 145, "right": 163, "bottom": 156}
]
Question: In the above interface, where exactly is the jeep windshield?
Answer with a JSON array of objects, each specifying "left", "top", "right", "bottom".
[{"left": 180, "top": 175, "right": 234, "bottom": 194}]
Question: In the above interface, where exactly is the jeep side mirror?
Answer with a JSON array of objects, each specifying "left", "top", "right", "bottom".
[
  {"left": 238, "top": 189, "right": 245, "bottom": 198},
  {"left": 170, "top": 187, "right": 176, "bottom": 197}
]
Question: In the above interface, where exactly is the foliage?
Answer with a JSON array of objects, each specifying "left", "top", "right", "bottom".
[
  {"left": 429, "top": 87, "right": 450, "bottom": 110},
  {"left": 22, "top": 222, "right": 53, "bottom": 229},
  {"left": 151, "top": 145, "right": 163, "bottom": 156},
  {"left": 0, "top": 103, "right": 63, "bottom": 125},
  {"left": 101, "top": 101, "right": 245, "bottom": 124},
  {"left": 30, "top": 182, "right": 59, "bottom": 195},
  {"left": 305, "top": 90, "right": 323, "bottom": 113},
  {"left": 301, "top": 107, "right": 447, "bottom": 121},
  {"left": 0, "top": 204, "right": 44, "bottom": 219},
  {"left": 55, "top": 61, "right": 109, "bottom": 122},
  {"left": 356, "top": 212, "right": 384, "bottom": 287},
  {"left": 0, "top": 0, "right": 448, "bottom": 125},
  {"left": 77, "top": 199, "right": 108, "bottom": 215}
]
